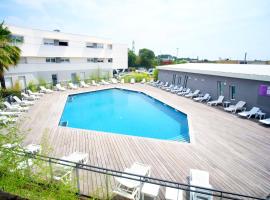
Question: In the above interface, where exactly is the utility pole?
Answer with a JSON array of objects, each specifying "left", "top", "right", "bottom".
[{"left": 244, "top": 52, "right": 247, "bottom": 64}]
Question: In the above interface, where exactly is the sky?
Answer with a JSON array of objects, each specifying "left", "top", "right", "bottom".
[{"left": 0, "top": 0, "right": 270, "bottom": 60}]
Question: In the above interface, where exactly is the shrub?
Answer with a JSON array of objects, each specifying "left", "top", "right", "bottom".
[
  {"left": 0, "top": 89, "right": 21, "bottom": 98},
  {"left": 123, "top": 72, "right": 151, "bottom": 83},
  {"left": 38, "top": 78, "right": 47, "bottom": 87},
  {"left": 13, "top": 81, "right": 21, "bottom": 91},
  {"left": 27, "top": 81, "right": 38, "bottom": 92},
  {"left": 153, "top": 69, "right": 159, "bottom": 81}
]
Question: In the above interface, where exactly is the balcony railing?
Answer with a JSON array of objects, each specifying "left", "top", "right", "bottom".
[{"left": 1, "top": 149, "right": 267, "bottom": 200}]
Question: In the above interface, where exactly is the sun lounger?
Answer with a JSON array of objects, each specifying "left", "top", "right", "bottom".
[
  {"left": 120, "top": 79, "right": 125, "bottom": 84},
  {"left": 224, "top": 101, "right": 246, "bottom": 113},
  {"left": 185, "top": 90, "right": 200, "bottom": 98},
  {"left": 141, "top": 78, "right": 146, "bottom": 84},
  {"left": 4, "top": 102, "right": 29, "bottom": 112},
  {"left": 167, "top": 85, "right": 177, "bottom": 92},
  {"left": 165, "top": 187, "right": 183, "bottom": 200},
  {"left": 40, "top": 86, "right": 53, "bottom": 93},
  {"left": 101, "top": 79, "right": 110, "bottom": 85},
  {"left": 56, "top": 83, "right": 66, "bottom": 91},
  {"left": 21, "top": 92, "right": 39, "bottom": 100},
  {"left": 159, "top": 82, "right": 168, "bottom": 88},
  {"left": 68, "top": 83, "right": 78, "bottom": 89},
  {"left": 189, "top": 169, "right": 213, "bottom": 200},
  {"left": 207, "top": 96, "right": 224, "bottom": 106},
  {"left": 0, "top": 116, "right": 18, "bottom": 125},
  {"left": 155, "top": 81, "right": 163, "bottom": 87},
  {"left": 238, "top": 107, "right": 260, "bottom": 118},
  {"left": 113, "top": 162, "right": 151, "bottom": 200},
  {"left": 177, "top": 88, "right": 190, "bottom": 96},
  {"left": 0, "top": 110, "right": 21, "bottom": 117},
  {"left": 80, "top": 81, "right": 90, "bottom": 88},
  {"left": 24, "top": 144, "right": 41, "bottom": 154},
  {"left": 27, "top": 89, "right": 44, "bottom": 97},
  {"left": 91, "top": 80, "right": 100, "bottom": 86},
  {"left": 259, "top": 118, "right": 270, "bottom": 125},
  {"left": 171, "top": 86, "right": 183, "bottom": 94},
  {"left": 130, "top": 78, "right": 135, "bottom": 84},
  {"left": 111, "top": 78, "right": 118, "bottom": 84},
  {"left": 13, "top": 96, "right": 34, "bottom": 106},
  {"left": 194, "top": 93, "right": 211, "bottom": 102},
  {"left": 163, "top": 84, "right": 173, "bottom": 90},
  {"left": 151, "top": 80, "right": 160, "bottom": 86}
]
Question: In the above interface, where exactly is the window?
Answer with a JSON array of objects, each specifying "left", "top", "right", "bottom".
[
  {"left": 86, "top": 42, "right": 104, "bottom": 48},
  {"left": 172, "top": 74, "right": 176, "bottom": 84},
  {"left": 107, "top": 44, "right": 113, "bottom": 49},
  {"left": 4, "top": 77, "right": 13, "bottom": 89},
  {"left": 19, "top": 57, "right": 27, "bottom": 64},
  {"left": 46, "top": 57, "right": 69, "bottom": 63},
  {"left": 217, "top": 81, "right": 225, "bottom": 96},
  {"left": 229, "top": 85, "right": 236, "bottom": 100},
  {"left": 87, "top": 58, "right": 98, "bottom": 63},
  {"left": 97, "top": 58, "right": 104, "bottom": 62},
  {"left": 183, "top": 75, "right": 188, "bottom": 88},
  {"left": 108, "top": 58, "right": 113, "bottom": 63},
  {"left": 11, "top": 34, "right": 24, "bottom": 45},
  {"left": 44, "top": 39, "right": 69, "bottom": 46},
  {"left": 177, "top": 76, "right": 181, "bottom": 85}
]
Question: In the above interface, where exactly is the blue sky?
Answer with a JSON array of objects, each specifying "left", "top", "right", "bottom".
[{"left": 1, "top": 0, "right": 270, "bottom": 60}]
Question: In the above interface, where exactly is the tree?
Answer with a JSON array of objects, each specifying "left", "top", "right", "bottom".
[
  {"left": 0, "top": 22, "right": 21, "bottom": 89},
  {"left": 128, "top": 50, "right": 137, "bottom": 67},
  {"left": 138, "top": 48, "right": 155, "bottom": 68}
]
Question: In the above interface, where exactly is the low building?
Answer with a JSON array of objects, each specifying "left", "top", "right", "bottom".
[
  {"left": 157, "top": 63, "right": 270, "bottom": 115},
  {"left": 4, "top": 25, "right": 128, "bottom": 88}
]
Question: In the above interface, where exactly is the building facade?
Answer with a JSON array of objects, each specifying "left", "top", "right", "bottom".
[
  {"left": 157, "top": 63, "right": 270, "bottom": 115},
  {"left": 4, "top": 25, "right": 128, "bottom": 88}
]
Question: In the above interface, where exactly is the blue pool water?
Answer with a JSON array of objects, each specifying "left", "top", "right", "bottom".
[{"left": 60, "top": 89, "right": 190, "bottom": 142}]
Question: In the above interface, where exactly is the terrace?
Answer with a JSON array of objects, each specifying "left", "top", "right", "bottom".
[{"left": 15, "top": 83, "right": 270, "bottom": 199}]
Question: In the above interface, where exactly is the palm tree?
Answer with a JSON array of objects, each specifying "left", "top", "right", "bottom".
[{"left": 0, "top": 21, "right": 21, "bottom": 89}]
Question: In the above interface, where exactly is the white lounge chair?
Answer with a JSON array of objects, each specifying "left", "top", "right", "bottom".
[
  {"left": 92, "top": 80, "right": 100, "bottom": 86},
  {"left": 238, "top": 107, "right": 260, "bottom": 118},
  {"left": 130, "top": 78, "right": 135, "bottom": 84},
  {"left": 224, "top": 101, "right": 246, "bottom": 113},
  {"left": 0, "top": 116, "right": 18, "bottom": 124},
  {"left": 111, "top": 78, "right": 118, "bottom": 84},
  {"left": 56, "top": 83, "right": 66, "bottom": 91},
  {"left": 155, "top": 81, "right": 163, "bottom": 88},
  {"left": 40, "top": 86, "right": 53, "bottom": 93},
  {"left": 158, "top": 82, "right": 169, "bottom": 88},
  {"left": 13, "top": 96, "right": 34, "bottom": 106},
  {"left": 165, "top": 187, "right": 183, "bottom": 200},
  {"left": 3, "top": 102, "right": 29, "bottom": 112},
  {"left": 189, "top": 169, "right": 213, "bottom": 200},
  {"left": 194, "top": 93, "right": 211, "bottom": 102},
  {"left": 68, "top": 83, "right": 78, "bottom": 89},
  {"left": 185, "top": 90, "right": 200, "bottom": 98},
  {"left": 141, "top": 78, "right": 146, "bottom": 84},
  {"left": 113, "top": 162, "right": 151, "bottom": 200},
  {"left": 163, "top": 84, "right": 173, "bottom": 90},
  {"left": 120, "top": 79, "right": 125, "bottom": 84},
  {"left": 151, "top": 80, "right": 160, "bottom": 86},
  {"left": 177, "top": 88, "right": 190, "bottom": 96},
  {"left": 60, "top": 152, "right": 88, "bottom": 165},
  {"left": 167, "top": 85, "right": 177, "bottom": 92},
  {"left": 0, "top": 110, "right": 21, "bottom": 117},
  {"left": 24, "top": 144, "right": 41, "bottom": 154},
  {"left": 53, "top": 152, "right": 88, "bottom": 182},
  {"left": 259, "top": 118, "right": 270, "bottom": 125},
  {"left": 207, "top": 96, "right": 224, "bottom": 106},
  {"left": 21, "top": 92, "right": 40, "bottom": 100},
  {"left": 171, "top": 86, "right": 183, "bottom": 94},
  {"left": 27, "top": 89, "right": 44, "bottom": 97},
  {"left": 80, "top": 81, "right": 90, "bottom": 88},
  {"left": 101, "top": 79, "right": 110, "bottom": 85}
]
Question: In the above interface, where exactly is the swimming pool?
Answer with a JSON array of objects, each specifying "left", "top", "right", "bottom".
[{"left": 60, "top": 89, "right": 190, "bottom": 142}]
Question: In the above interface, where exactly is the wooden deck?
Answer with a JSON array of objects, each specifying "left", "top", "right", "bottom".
[{"left": 18, "top": 84, "right": 270, "bottom": 198}]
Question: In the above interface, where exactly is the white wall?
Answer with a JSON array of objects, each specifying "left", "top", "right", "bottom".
[{"left": 112, "top": 43, "right": 128, "bottom": 69}]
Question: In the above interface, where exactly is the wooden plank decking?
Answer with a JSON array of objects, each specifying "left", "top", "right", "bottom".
[{"left": 18, "top": 84, "right": 270, "bottom": 198}]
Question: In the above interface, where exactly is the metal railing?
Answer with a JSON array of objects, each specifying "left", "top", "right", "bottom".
[{"left": 3, "top": 149, "right": 267, "bottom": 200}]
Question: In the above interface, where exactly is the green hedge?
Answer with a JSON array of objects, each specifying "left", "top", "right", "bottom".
[{"left": 123, "top": 72, "right": 152, "bottom": 83}]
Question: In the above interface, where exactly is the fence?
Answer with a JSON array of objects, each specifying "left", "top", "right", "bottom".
[{"left": 4, "top": 149, "right": 267, "bottom": 200}]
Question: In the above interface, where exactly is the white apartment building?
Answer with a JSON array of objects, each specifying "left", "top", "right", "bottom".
[{"left": 4, "top": 25, "right": 128, "bottom": 88}]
